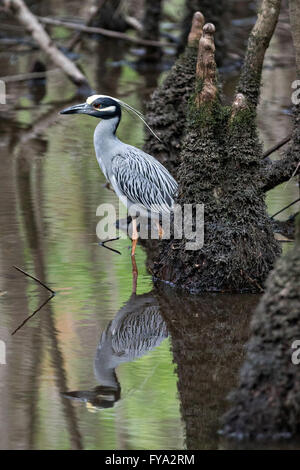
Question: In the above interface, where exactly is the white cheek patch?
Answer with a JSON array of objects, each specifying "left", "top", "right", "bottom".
[{"left": 100, "top": 105, "right": 116, "bottom": 113}]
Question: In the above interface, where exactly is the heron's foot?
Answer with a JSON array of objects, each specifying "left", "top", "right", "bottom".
[{"left": 103, "top": 182, "right": 113, "bottom": 191}]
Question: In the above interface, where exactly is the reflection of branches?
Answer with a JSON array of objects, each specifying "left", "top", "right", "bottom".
[
  {"left": 14, "top": 134, "right": 83, "bottom": 449},
  {"left": 98, "top": 237, "right": 121, "bottom": 255},
  {"left": 13, "top": 265, "right": 55, "bottom": 294},
  {"left": 11, "top": 293, "right": 54, "bottom": 336},
  {"left": 11, "top": 266, "right": 56, "bottom": 335}
]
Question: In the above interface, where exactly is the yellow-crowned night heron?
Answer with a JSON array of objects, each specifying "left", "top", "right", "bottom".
[{"left": 60, "top": 95, "right": 178, "bottom": 256}]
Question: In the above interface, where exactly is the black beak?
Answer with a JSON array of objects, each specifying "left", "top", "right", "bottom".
[{"left": 59, "top": 102, "right": 91, "bottom": 115}]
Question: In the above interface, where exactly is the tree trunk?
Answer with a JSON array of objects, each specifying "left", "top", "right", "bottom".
[
  {"left": 152, "top": 3, "right": 282, "bottom": 293},
  {"left": 221, "top": 213, "right": 300, "bottom": 440},
  {"left": 220, "top": 1, "right": 300, "bottom": 440},
  {"left": 143, "top": 12, "right": 204, "bottom": 174}
]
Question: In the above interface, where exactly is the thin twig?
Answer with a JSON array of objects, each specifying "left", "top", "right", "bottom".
[
  {"left": 13, "top": 265, "right": 56, "bottom": 294},
  {"left": 11, "top": 293, "right": 55, "bottom": 336},
  {"left": 263, "top": 134, "right": 292, "bottom": 159},
  {"left": 0, "top": 69, "right": 59, "bottom": 83},
  {"left": 270, "top": 197, "right": 300, "bottom": 219},
  {"left": 98, "top": 237, "right": 121, "bottom": 255},
  {"left": 283, "top": 161, "right": 300, "bottom": 190},
  {"left": 38, "top": 16, "right": 175, "bottom": 48}
]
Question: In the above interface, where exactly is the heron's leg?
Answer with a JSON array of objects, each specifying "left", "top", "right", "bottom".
[
  {"left": 131, "top": 217, "right": 139, "bottom": 256},
  {"left": 131, "top": 255, "right": 138, "bottom": 294},
  {"left": 155, "top": 220, "right": 164, "bottom": 240}
]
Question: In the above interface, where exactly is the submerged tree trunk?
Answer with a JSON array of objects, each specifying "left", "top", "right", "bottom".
[
  {"left": 152, "top": 1, "right": 282, "bottom": 293},
  {"left": 144, "top": 11, "right": 204, "bottom": 174},
  {"left": 221, "top": 214, "right": 300, "bottom": 440}
]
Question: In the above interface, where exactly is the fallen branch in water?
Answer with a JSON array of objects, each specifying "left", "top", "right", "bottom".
[
  {"left": 11, "top": 265, "right": 56, "bottom": 335},
  {"left": 270, "top": 197, "right": 300, "bottom": 219},
  {"left": 3, "top": 0, "right": 91, "bottom": 90},
  {"left": 38, "top": 16, "right": 175, "bottom": 48},
  {"left": 263, "top": 134, "right": 292, "bottom": 159}
]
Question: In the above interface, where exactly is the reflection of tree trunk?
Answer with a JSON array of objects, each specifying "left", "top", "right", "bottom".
[
  {"left": 94, "top": 38, "right": 124, "bottom": 96},
  {"left": 0, "top": 138, "right": 34, "bottom": 450},
  {"left": 157, "top": 286, "right": 257, "bottom": 449},
  {"left": 14, "top": 140, "right": 83, "bottom": 450},
  {"left": 92, "top": 0, "right": 127, "bottom": 32},
  {"left": 140, "top": 0, "right": 162, "bottom": 63}
]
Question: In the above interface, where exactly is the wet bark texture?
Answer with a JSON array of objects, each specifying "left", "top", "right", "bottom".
[
  {"left": 153, "top": 15, "right": 281, "bottom": 293},
  {"left": 157, "top": 286, "right": 256, "bottom": 449},
  {"left": 178, "top": 0, "right": 226, "bottom": 66},
  {"left": 143, "top": 12, "right": 204, "bottom": 175},
  {"left": 221, "top": 215, "right": 300, "bottom": 440}
]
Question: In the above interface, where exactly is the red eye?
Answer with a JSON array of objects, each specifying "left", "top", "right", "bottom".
[{"left": 94, "top": 103, "right": 101, "bottom": 109}]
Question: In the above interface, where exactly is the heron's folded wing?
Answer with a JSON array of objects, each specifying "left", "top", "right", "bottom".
[{"left": 111, "top": 153, "right": 175, "bottom": 214}]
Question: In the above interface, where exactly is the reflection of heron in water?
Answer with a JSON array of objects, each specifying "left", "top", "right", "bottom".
[{"left": 63, "top": 292, "right": 168, "bottom": 411}]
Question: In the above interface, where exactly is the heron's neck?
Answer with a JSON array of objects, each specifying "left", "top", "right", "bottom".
[{"left": 95, "top": 115, "right": 121, "bottom": 142}]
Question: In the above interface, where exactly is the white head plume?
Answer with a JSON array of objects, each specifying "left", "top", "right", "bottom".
[{"left": 86, "top": 94, "right": 161, "bottom": 142}]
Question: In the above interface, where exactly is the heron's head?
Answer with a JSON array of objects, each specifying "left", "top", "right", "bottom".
[
  {"left": 60, "top": 95, "right": 121, "bottom": 120},
  {"left": 60, "top": 94, "right": 161, "bottom": 141}
]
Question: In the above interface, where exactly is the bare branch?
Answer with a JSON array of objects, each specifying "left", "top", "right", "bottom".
[
  {"left": 38, "top": 16, "right": 175, "bottom": 48},
  {"left": 262, "top": 134, "right": 292, "bottom": 159},
  {"left": 237, "top": 0, "right": 281, "bottom": 107},
  {"left": 3, "top": 0, "right": 90, "bottom": 89}
]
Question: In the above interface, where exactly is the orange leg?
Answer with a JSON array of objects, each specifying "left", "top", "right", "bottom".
[
  {"left": 131, "top": 255, "right": 138, "bottom": 294},
  {"left": 131, "top": 217, "right": 138, "bottom": 293},
  {"left": 131, "top": 217, "right": 139, "bottom": 256},
  {"left": 155, "top": 220, "right": 164, "bottom": 240}
]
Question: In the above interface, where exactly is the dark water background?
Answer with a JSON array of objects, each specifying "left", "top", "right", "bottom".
[{"left": 0, "top": 0, "right": 299, "bottom": 450}]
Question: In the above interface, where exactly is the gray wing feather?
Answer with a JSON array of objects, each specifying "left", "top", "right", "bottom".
[{"left": 111, "top": 146, "right": 178, "bottom": 214}]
